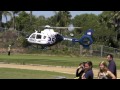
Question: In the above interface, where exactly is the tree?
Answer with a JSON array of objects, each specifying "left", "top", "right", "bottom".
[
  {"left": 98, "top": 11, "right": 120, "bottom": 48},
  {"left": 2, "top": 11, "right": 12, "bottom": 28},
  {"left": 15, "top": 11, "right": 37, "bottom": 32},
  {"left": 30, "top": 11, "right": 32, "bottom": 25},
  {"left": 72, "top": 14, "right": 99, "bottom": 39},
  {"left": 11, "top": 11, "right": 21, "bottom": 30},
  {"left": 53, "top": 11, "right": 71, "bottom": 27},
  {"left": 109, "top": 11, "right": 120, "bottom": 41},
  {"left": 35, "top": 15, "right": 47, "bottom": 29},
  {"left": 53, "top": 11, "right": 72, "bottom": 34},
  {"left": 3, "top": 11, "right": 12, "bottom": 23},
  {"left": 15, "top": 11, "right": 37, "bottom": 47}
]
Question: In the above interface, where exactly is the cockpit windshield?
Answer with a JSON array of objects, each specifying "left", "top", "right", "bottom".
[{"left": 30, "top": 34, "right": 35, "bottom": 39}]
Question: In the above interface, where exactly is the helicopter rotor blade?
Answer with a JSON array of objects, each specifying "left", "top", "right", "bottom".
[{"left": 38, "top": 26, "right": 82, "bottom": 30}]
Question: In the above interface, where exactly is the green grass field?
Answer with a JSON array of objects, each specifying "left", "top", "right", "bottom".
[
  {"left": 0, "top": 54, "right": 120, "bottom": 69},
  {"left": 0, "top": 68, "right": 74, "bottom": 79}
]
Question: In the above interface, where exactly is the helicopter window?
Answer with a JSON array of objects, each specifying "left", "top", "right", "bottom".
[
  {"left": 36, "top": 35, "right": 41, "bottom": 39},
  {"left": 30, "top": 34, "right": 35, "bottom": 39},
  {"left": 43, "top": 36, "right": 46, "bottom": 39}
]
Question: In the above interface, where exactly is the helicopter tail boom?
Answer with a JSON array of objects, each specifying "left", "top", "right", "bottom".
[
  {"left": 63, "top": 29, "right": 94, "bottom": 48},
  {"left": 63, "top": 37, "right": 79, "bottom": 42}
]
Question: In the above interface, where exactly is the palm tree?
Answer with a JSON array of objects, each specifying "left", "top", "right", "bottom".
[
  {"left": 53, "top": 11, "right": 58, "bottom": 25},
  {"left": 2, "top": 11, "right": 12, "bottom": 29},
  {"left": 53, "top": 11, "right": 71, "bottom": 34},
  {"left": 11, "top": 11, "right": 21, "bottom": 30},
  {"left": 30, "top": 11, "right": 32, "bottom": 25},
  {"left": 3, "top": 11, "right": 12, "bottom": 23},
  {"left": 53, "top": 11, "right": 71, "bottom": 26}
]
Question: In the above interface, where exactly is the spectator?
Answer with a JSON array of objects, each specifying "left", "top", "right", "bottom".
[
  {"left": 98, "top": 61, "right": 116, "bottom": 79},
  {"left": 8, "top": 45, "right": 11, "bottom": 56},
  {"left": 74, "top": 62, "right": 86, "bottom": 79},
  {"left": 81, "top": 61, "right": 94, "bottom": 79},
  {"left": 106, "top": 54, "right": 117, "bottom": 78}
]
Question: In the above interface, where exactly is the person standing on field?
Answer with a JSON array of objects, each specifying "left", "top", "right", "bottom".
[
  {"left": 81, "top": 61, "right": 94, "bottom": 79},
  {"left": 106, "top": 54, "right": 117, "bottom": 78},
  {"left": 74, "top": 62, "right": 86, "bottom": 79},
  {"left": 8, "top": 45, "right": 11, "bottom": 56},
  {"left": 98, "top": 61, "right": 116, "bottom": 79}
]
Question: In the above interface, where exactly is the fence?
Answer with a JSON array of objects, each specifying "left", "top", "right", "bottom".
[
  {"left": 80, "top": 44, "right": 120, "bottom": 58},
  {"left": 0, "top": 42, "right": 120, "bottom": 58}
]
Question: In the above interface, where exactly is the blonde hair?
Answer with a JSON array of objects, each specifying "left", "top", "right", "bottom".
[{"left": 99, "top": 61, "right": 108, "bottom": 72}]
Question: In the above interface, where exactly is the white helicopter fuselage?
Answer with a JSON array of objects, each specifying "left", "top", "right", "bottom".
[
  {"left": 27, "top": 28, "right": 59, "bottom": 45},
  {"left": 26, "top": 25, "right": 94, "bottom": 49}
]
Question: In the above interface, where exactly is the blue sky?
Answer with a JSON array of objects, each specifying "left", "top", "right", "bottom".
[
  {"left": 31, "top": 11, "right": 102, "bottom": 18},
  {"left": 2, "top": 11, "right": 102, "bottom": 23}
]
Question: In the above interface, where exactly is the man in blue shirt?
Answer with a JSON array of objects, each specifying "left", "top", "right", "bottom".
[
  {"left": 82, "top": 61, "right": 94, "bottom": 79},
  {"left": 107, "top": 54, "right": 117, "bottom": 78}
]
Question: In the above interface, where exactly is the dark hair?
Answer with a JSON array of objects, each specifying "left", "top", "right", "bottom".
[
  {"left": 79, "top": 62, "right": 86, "bottom": 66},
  {"left": 107, "top": 54, "right": 113, "bottom": 58},
  {"left": 86, "top": 61, "right": 93, "bottom": 68}
]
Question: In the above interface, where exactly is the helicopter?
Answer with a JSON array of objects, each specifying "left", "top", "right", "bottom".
[{"left": 26, "top": 25, "right": 94, "bottom": 49}]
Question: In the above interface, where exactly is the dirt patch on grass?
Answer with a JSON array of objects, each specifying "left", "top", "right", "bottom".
[{"left": 0, "top": 63, "right": 119, "bottom": 79}]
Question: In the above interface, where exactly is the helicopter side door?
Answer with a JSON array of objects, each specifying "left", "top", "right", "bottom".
[{"left": 36, "top": 34, "right": 49, "bottom": 44}]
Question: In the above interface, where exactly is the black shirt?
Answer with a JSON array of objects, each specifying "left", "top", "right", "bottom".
[{"left": 76, "top": 68, "right": 84, "bottom": 79}]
